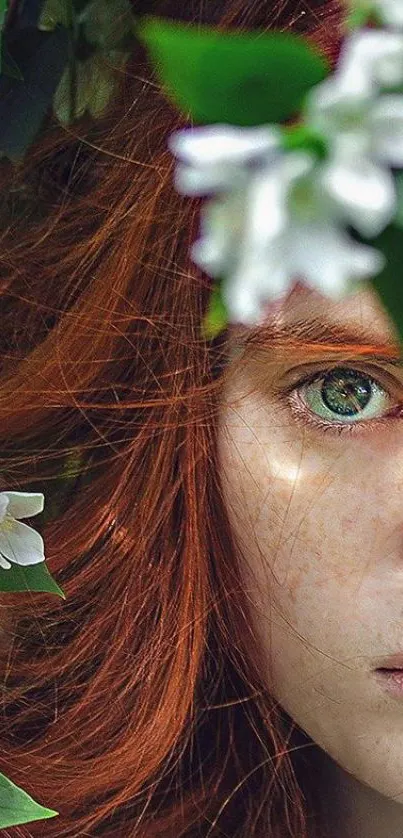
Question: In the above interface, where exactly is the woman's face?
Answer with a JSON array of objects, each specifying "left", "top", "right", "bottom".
[{"left": 218, "top": 283, "right": 403, "bottom": 804}]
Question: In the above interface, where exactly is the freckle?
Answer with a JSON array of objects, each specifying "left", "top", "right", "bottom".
[
  {"left": 341, "top": 516, "right": 355, "bottom": 534},
  {"left": 288, "top": 581, "right": 299, "bottom": 605},
  {"left": 285, "top": 566, "right": 306, "bottom": 605}
]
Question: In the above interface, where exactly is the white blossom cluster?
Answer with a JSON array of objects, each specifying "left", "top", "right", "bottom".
[{"left": 168, "top": 0, "right": 403, "bottom": 325}]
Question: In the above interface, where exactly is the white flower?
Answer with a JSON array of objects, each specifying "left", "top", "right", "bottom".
[
  {"left": 305, "top": 62, "right": 403, "bottom": 236},
  {"left": 0, "top": 492, "right": 45, "bottom": 570},
  {"left": 168, "top": 77, "right": 395, "bottom": 327},
  {"left": 191, "top": 152, "right": 384, "bottom": 325},
  {"left": 168, "top": 123, "right": 282, "bottom": 195}
]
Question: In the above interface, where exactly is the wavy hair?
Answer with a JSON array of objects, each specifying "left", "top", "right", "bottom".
[{"left": 0, "top": 2, "right": 344, "bottom": 835}]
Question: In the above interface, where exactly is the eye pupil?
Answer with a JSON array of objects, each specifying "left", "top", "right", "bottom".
[{"left": 321, "top": 367, "right": 372, "bottom": 416}]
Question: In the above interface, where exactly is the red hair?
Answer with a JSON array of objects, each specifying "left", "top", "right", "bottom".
[{"left": 0, "top": 2, "right": 347, "bottom": 836}]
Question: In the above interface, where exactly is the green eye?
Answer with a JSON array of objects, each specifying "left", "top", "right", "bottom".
[{"left": 301, "top": 366, "right": 391, "bottom": 424}]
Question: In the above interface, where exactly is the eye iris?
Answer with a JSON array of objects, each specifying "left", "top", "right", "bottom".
[{"left": 321, "top": 368, "right": 372, "bottom": 416}]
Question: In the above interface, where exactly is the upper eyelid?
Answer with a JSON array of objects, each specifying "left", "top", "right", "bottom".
[{"left": 275, "top": 360, "right": 402, "bottom": 398}]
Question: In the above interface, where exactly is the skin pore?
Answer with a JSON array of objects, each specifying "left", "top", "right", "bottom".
[{"left": 218, "top": 282, "right": 403, "bottom": 838}]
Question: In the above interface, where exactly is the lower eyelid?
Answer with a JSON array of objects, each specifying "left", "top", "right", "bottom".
[{"left": 286, "top": 391, "right": 396, "bottom": 436}]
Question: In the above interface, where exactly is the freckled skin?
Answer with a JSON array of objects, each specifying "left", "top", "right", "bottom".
[{"left": 218, "top": 286, "right": 403, "bottom": 837}]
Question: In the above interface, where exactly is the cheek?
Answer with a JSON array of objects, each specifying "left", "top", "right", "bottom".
[
  {"left": 218, "top": 389, "right": 396, "bottom": 734},
  {"left": 218, "top": 391, "right": 384, "bottom": 596}
]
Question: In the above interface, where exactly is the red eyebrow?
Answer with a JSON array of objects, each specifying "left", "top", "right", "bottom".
[{"left": 241, "top": 318, "right": 401, "bottom": 363}]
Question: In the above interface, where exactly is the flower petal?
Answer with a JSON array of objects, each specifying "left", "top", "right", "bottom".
[
  {"left": 320, "top": 153, "right": 396, "bottom": 237},
  {"left": 173, "top": 161, "right": 248, "bottom": 196},
  {"left": 189, "top": 154, "right": 313, "bottom": 281},
  {"left": 0, "top": 494, "right": 9, "bottom": 524},
  {"left": 170, "top": 126, "right": 282, "bottom": 196},
  {"left": 223, "top": 251, "right": 289, "bottom": 325},
  {"left": 377, "top": 0, "right": 403, "bottom": 30},
  {"left": 3, "top": 491, "right": 44, "bottom": 520},
  {"left": 305, "top": 74, "right": 373, "bottom": 138},
  {"left": 219, "top": 154, "right": 316, "bottom": 325},
  {"left": 370, "top": 95, "right": 403, "bottom": 166},
  {"left": 191, "top": 235, "right": 231, "bottom": 276},
  {"left": 337, "top": 30, "right": 403, "bottom": 89},
  {"left": 0, "top": 520, "right": 45, "bottom": 566},
  {"left": 168, "top": 124, "right": 281, "bottom": 167},
  {"left": 290, "top": 223, "right": 385, "bottom": 297},
  {"left": 243, "top": 153, "right": 315, "bottom": 252},
  {"left": 222, "top": 280, "right": 265, "bottom": 326},
  {"left": 190, "top": 192, "right": 245, "bottom": 275}
]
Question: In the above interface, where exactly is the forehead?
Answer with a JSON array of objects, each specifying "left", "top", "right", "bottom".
[
  {"left": 230, "top": 283, "right": 399, "bottom": 348},
  {"left": 272, "top": 284, "right": 395, "bottom": 343}
]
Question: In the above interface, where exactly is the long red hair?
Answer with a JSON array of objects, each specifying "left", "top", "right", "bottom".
[{"left": 0, "top": 2, "right": 345, "bottom": 835}]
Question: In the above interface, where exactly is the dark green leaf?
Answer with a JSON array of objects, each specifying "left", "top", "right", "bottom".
[
  {"left": 0, "top": 25, "right": 69, "bottom": 161},
  {"left": 38, "top": 0, "right": 71, "bottom": 31},
  {"left": 81, "top": 0, "right": 135, "bottom": 50},
  {"left": 0, "top": 562, "right": 64, "bottom": 598},
  {"left": 393, "top": 171, "right": 403, "bottom": 231},
  {"left": 370, "top": 225, "right": 403, "bottom": 345},
  {"left": 138, "top": 16, "right": 329, "bottom": 126},
  {"left": 0, "top": 0, "right": 8, "bottom": 71},
  {"left": 54, "top": 51, "right": 128, "bottom": 125},
  {"left": 1, "top": 50, "right": 24, "bottom": 81},
  {"left": 0, "top": 772, "right": 58, "bottom": 828},
  {"left": 41, "top": 451, "right": 85, "bottom": 525},
  {"left": 202, "top": 282, "right": 228, "bottom": 339},
  {"left": 53, "top": 58, "right": 91, "bottom": 124},
  {"left": 0, "top": 0, "right": 7, "bottom": 27},
  {"left": 10, "top": 0, "right": 45, "bottom": 28},
  {"left": 87, "top": 54, "right": 118, "bottom": 118}
]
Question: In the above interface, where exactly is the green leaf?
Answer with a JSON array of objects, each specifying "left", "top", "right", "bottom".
[
  {"left": 54, "top": 48, "right": 130, "bottom": 125},
  {"left": 54, "top": 58, "right": 91, "bottom": 124},
  {"left": 138, "top": 16, "right": 329, "bottom": 126},
  {"left": 63, "top": 450, "right": 85, "bottom": 480},
  {"left": 87, "top": 54, "right": 118, "bottom": 118},
  {"left": 0, "top": 562, "right": 64, "bottom": 598},
  {"left": 38, "top": 0, "right": 71, "bottom": 31},
  {"left": 41, "top": 451, "right": 85, "bottom": 524},
  {"left": 81, "top": 0, "right": 134, "bottom": 51},
  {"left": 0, "top": 772, "right": 58, "bottom": 828},
  {"left": 202, "top": 282, "right": 228, "bottom": 339},
  {"left": 0, "top": 0, "right": 7, "bottom": 27},
  {"left": 0, "top": 0, "right": 8, "bottom": 72},
  {"left": 1, "top": 50, "right": 24, "bottom": 81},
  {"left": 393, "top": 172, "right": 403, "bottom": 231},
  {"left": 282, "top": 124, "right": 328, "bottom": 159},
  {"left": 370, "top": 225, "right": 403, "bottom": 345}
]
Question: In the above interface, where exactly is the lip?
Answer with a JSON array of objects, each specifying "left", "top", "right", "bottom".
[
  {"left": 372, "top": 655, "right": 403, "bottom": 698},
  {"left": 373, "top": 654, "right": 403, "bottom": 670},
  {"left": 374, "top": 669, "right": 403, "bottom": 698}
]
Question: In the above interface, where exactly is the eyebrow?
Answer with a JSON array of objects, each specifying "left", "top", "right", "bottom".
[{"left": 241, "top": 317, "right": 403, "bottom": 365}]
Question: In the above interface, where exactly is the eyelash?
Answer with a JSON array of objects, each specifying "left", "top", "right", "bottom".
[{"left": 277, "top": 364, "right": 403, "bottom": 436}]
